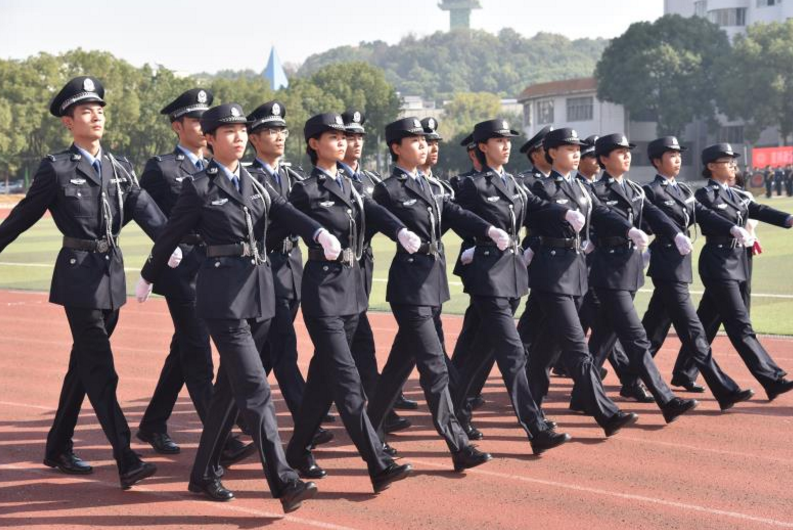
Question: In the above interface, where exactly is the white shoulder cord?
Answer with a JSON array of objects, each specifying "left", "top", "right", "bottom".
[
  {"left": 625, "top": 179, "right": 646, "bottom": 231},
  {"left": 678, "top": 182, "right": 698, "bottom": 243}
]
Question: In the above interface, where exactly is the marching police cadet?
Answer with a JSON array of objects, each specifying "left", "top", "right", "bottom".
[
  {"left": 246, "top": 100, "right": 335, "bottom": 446},
  {"left": 365, "top": 117, "right": 495, "bottom": 470},
  {"left": 419, "top": 117, "right": 455, "bottom": 197},
  {"left": 338, "top": 109, "right": 416, "bottom": 429},
  {"left": 517, "top": 125, "right": 554, "bottom": 187},
  {"left": 136, "top": 88, "right": 253, "bottom": 463},
  {"left": 637, "top": 136, "right": 756, "bottom": 411},
  {"left": 525, "top": 128, "right": 642, "bottom": 437},
  {"left": 137, "top": 103, "right": 328, "bottom": 511},
  {"left": 0, "top": 76, "right": 171, "bottom": 488},
  {"left": 673, "top": 144, "right": 793, "bottom": 402},
  {"left": 285, "top": 112, "right": 415, "bottom": 493},
  {"left": 578, "top": 133, "right": 699, "bottom": 424},
  {"left": 451, "top": 118, "right": 571, "bottom": 454},
  {"left": 449, "top": 133, "right": 482, "bottom": 195}
]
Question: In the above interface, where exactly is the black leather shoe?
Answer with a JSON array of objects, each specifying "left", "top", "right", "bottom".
[
  {"left": 43, "top": 451, "right": 93, "bottom": 475},
  {"left": 393, "top": 394, "right": 419, "bottom": 410},
  {"left": 543, "top": 418, "right": 558, "bottom": 430},
  {"left": 599, "top": 367, "right": 609, "bottom": 381},
  {"left": 310, "top": 428, "right": 334, "bottom": 448},
  {"left": 671, "top": 379, "right": 706, "bottom": 393},
  {"left": 619, "top": 383, "right": 655, "bottom": 403},
  {"left": 469, "top": 395, "right": 486, "bottom": 410},
  {"left": 462, "top": 423, "right": 484, "bottom": 441},
  {"left": 371, "top": 463, "right": 412, "bottom": 493},
  {"left": 288, "top": 455, "right": 327, "bottom": 479},
  {"left": 452, "top": 445, "right": 492, "bottom": 472},
  {"left": 136, "top": 430, "right": 180, "bottom": 455},
  {"left": 188, "top": 479, "right": 234, "bottom": 502},
  {"left": 531, "top": 429, "right": 571, "bottom": 455},
  {"left": 551, "top": 365, "right": 569, "bottom": 378},
  {"left": 719, "top": 388, "right": 755, "bottom": 411},
  {"left": 120, "top": 460, "right": 157, "bottom": 489},
  {"left": 220, "top": 437, "right": 256, "bottom": 468},
  {"left": 766, "top": 378, "right": 793, "bottom": 402},
  {"left": 382, "top": 442, "right": 398, "bottom": 457},
  {"left": 568, "top": 400, "right": 586, "bottom": 413},
  {"left": 661, "top": 398, "right": 698, "bottom": 424},
  {"left": 602, "top": 411, "right": 639, "bottom": 437},
  {"left": 383, "top": 414, "right": 411, "bottom": 434},
  {"left": 280, "top": 480, "right": 317, "bottom": 514}
]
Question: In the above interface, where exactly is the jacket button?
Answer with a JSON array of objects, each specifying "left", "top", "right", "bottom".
[
  {"left": 609, "top": 249, "right": 615, "bottom": 254},
  {"left": 69, "top": 258, "right": 76, "bottom": 264},
  {"left": 408, "top": 258, "right": 414, "bottom": 263},
  {"left": 214, "top": 261, "right": 220, "bottom": 268},
  {"left": 105, "top": 255, "right": 110, "bottom": 260},
  {"left": 77, "top": 192, "right": 82, "bottom": 197},
  {"left": 550, "top": 250, "right": 556, "bottom": 256},
  {"left": 323, "top": 265, "right": 329, "bottom": 271},
  {"left": 717, "top": 244, "right": 723, "bottom": 248},
  {"left": 251, "top": 259, "right": 256, "bottom": 265},
  {"left": 484, "top": 251, "right": 490, "bottom": 256}
]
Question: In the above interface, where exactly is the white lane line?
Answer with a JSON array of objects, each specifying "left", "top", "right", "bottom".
[
  {"left": 0, "top": 462, "right": 360, "bottom": 530},
  {"left": 619, "top": 436, "right": 793, "bottom": 465},
  {"left": 0, "top": 401, "right": 51, "bottom": 411}
]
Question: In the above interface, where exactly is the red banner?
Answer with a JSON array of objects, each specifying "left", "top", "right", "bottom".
[{"left": 752, "top": 146, "right": 793, "bottom": 168}]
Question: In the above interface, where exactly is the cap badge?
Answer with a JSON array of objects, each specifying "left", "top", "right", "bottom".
[
  {"left": 197, "top": 90, "right": 207, "bottom": 104},
  {"left": 353, "top": 111, "right": 361, "bottom": 123},
  {"left": 272, "top": 103, "right": 281, "bottom": 116},
  {"left": 502, "top": 120, "right": 509, "bottom": 130},
  {"left": 83, "top": 78, "right": 95, "bottom": 92},
  {"left": 335, "top": 115, "right": 344, "bottom": 125},
  {"left": 428, "top": 118, "right": 435, "bottom": 129},
  {"left": 230, "top": 106, "right": 241, "bottom": 117},
  {"left": 413, "top": 119, "right": 421, "bottom": 128}
]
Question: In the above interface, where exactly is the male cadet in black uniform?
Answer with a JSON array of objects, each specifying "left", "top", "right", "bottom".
[
  {"left": 337, "top": 109, "right": 415, "bottom": 432},
  {"left": 578, "top": 134, "right": 698, "bottom": 424},
  {"left": 0, "top": 76, "right": 172, "bottom": 488},
  {"left": 639, "top": 136, "right": 755, "bottom": 411},
  {"left": 246, "top": 101, "right": 333, "bottom": 446},
  {"left": 526, "top": 128, "right": 641, "bottom": 437},
  {"left": 674, "top": 144, "right": 793, "bottom": 402},
  {"left": 366, "top": 117, "right": 494, "bottom": 470},
  {"left": 137, "top": 88, "right": 251, "bottom": 464}
]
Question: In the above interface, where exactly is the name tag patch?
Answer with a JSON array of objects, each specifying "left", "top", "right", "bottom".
[
  {"left": 664, "top": 200, "right": 675, "bottom": 206},
  {"left": 252, "top": 194, "right": 264, "bottom": 201}
]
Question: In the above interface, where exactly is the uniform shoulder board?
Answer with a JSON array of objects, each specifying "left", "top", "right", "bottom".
[
  {"left": 285, "top": 166, "right": 306, "bottom": 181},
  {"left": 46, "top": 150, "right": 74, "bottom": 163},
  {"left": 154, "top": 153, "right": 177, "bottom": 163}
]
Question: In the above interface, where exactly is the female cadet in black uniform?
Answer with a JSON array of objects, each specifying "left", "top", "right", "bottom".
[
  {"left": 0, "top": 76, "right": 170, "bottom": 489},
  {"left": 526, "top": 128, "right": 641, "bottom": 437},
  {"left": 451, "top": 119, "right": 572, "bottom": 455},
  {"left": 639, "top": 136, "right": 756, "bottom": 411},
  {"left": 138, "top": 103, "right": 328, "bottom": 512},
  {"left": 680, "top": 144, "right": 793, "bottom": 402},
  {"left": 285, "top": 113, "right": 415, "bottom": 493},
  {"left": 580, "top": 134, "right": 698, "bottom": 424},
  {"left": 365, "top": 117, "right": 497, "bottom": 470}
]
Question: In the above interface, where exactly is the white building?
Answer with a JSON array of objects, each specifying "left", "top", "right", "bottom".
[{"left": 665, "top": 0, "right": 791, "bottom": 39}]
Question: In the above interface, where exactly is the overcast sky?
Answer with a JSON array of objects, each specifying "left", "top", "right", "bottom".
[{"left": 0, "top": 1, "right": 663, "bottom": 73}]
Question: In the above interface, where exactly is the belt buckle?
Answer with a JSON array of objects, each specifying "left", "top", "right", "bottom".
[
  {"left": 96, "top": 240, "right": 109, "bottom": 253},
  {"left": 242, "top": 242, "right": 252, "bottom": 257}
]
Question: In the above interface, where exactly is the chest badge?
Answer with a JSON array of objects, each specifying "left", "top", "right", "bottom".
[
  {"left": 606, "top": 200, "right": 618, "bottom": 206},
  {"left": 319, "top": 200, "right": 335, "bottom": 208},
  {"left": 487, "top": 196, "right": 501, "bottom": 203},
  {"left": 555, "top": 198, "right": 568, "bottom": 204},
  {"left": 175, "top": 176, "right": 185, "bottom": 182},
  {"left": 211, "top": 198, "right": 228, "bottom": 206},
  {"left": 69, "top": 178, "right": 86, "bottom": 185},
  {"left": 402, "top": 199, "right": 417, "bottom": 207},
  {"left": 716, "top": 203, "right": 728, "bottom": 209}
]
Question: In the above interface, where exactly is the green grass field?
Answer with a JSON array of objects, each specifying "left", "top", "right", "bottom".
[{"left": 1, "top": 196, "right": 792, "bottom": 335}]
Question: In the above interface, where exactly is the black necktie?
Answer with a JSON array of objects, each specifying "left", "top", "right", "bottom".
[{"left": 92, "top": 159, "right": 102, "bottom": 180}]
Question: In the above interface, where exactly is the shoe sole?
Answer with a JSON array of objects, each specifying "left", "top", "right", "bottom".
[
  {"left": 672, "top": 384, "right": 706, "bottom": 394},
  {"left": 282, "top": 485, "right": 318, "bottom": 514},
  {"left": 121, "top": 465, "right": 157, "bottom": 490},
  {"left": 135, "top": 431, "right": 181, "bottom": 455},
  {"left": 43, "top": 459, "right": 93, "bottom": 475},
  {"left": 531, "top": 434, "right": 571, "bottom": 456},
  {"left": 453, "top": 454, "right": 493, "bottom": 472},
  {"left": 604, "top": 414, "right": 639, "bottom": 437},
  {"left": 664, "top": 400, "right": 699, "bottom": 424},
  {"left": 720, "top": 390, "right": 755, "bottom": 411},
  {"left": 188, "top": 483, "right": 235, "bottom": 502},
  {"left": 373, "top": 467, "right": 412, "bottom": 494}
]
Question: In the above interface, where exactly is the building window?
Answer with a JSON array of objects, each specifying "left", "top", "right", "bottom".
[
  {"left": 523, "top": 104, "right": 532, "bottom": 127},
  {"left": 708, "top": 8, "right": 747, "bottom": 26},
  {"left": 718, "top": 125, "right": 745, "bottom": 145},
  {"left": 694, "top": 1, "right": 707, "bottom": 16},
  {"left": 566, "top": 96, "right": 593, "bottom": 122},
  {"left": 536, "top": 100, "right": 554, "bottom": 125},
  {"left": 757, "top": 0, "right": 781, "bottom": 6}
]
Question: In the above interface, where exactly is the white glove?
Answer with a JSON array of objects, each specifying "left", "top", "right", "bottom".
[
  {"left": 522, "top": 247, "right": 535, "bottom": 267},
  {"left": 136, "top": 277, "right": 153, "bottom": 303},
  {"left": 488, "top": 226, "right": 511, "bottom": 251},
  {"left": 642, "top": 249, "right": 651, "bottom": 268},
  {"left": 317, "top": 229, "right": 342, "bottom": 260},
  {"left": 730, "top": 225, "right": 755, "bottom": 248},
  {"left": 674, "top": 233, "right": 693, "bottom": 256},
  {"left": 167, "top": 246, "right": 183, "bottom": 268},
  {"left": 398, "top": 228, "right": 422, "bottom": 254},
  {"left": 460, "top": 247, "right": 475, "bottom": 265},
  {"left": 627, "top": 227, "right": 650, "bottom": 251},
  {"left": 564, "top": 210, "right": 586, "bottom": 233},
  {"left": 582, "top": 240, "right": 595, "bottom": 254}
]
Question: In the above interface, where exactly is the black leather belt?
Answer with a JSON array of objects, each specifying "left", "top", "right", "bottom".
[
  {"left": 706, "top": 236, "right": 738, "bottom": 247},
  {"left": 539, "top": 236, "right": 578, "bottom": 249},
  {"left": 206, "top": 242, "right": 259, "bottom": 258},
  {"left": 62, "top": 236, "right": 115, "bottom": 253},
  {"left": 598, "top": 236, "right": 632, "bottom": 248},
  {"left": 397, "top": 241, "right": 444, "bottom": 255},
  {"left": 307, "top": 247, "right": 356, "bottom": 266},
  {"left": 180, "top": 234, "right": 203, "bottom": 246},
  {"left": 271, "top": 237, "right": 298, "bottom": 255}
]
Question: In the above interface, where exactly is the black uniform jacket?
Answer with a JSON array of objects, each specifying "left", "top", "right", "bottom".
[
  {"left": 696, "top": 179, "right": 790, "bottom": 282},
  {"left": 528, "top": 170, "right": 631, "bottom": 297},
  {"left": 589, "top": 173, "right": 679, "bottom": 292},
  {"left": 374, "top": 167, "right": 493, "bottom": 307},
  {"left": 289, "top": 165, "right": 405, "bottom": 318},
  {"left": 0, "top": 145, "right": 166, "bottom": 310},
  {"left": 643, "top": 175, "right": 735, "bottom": 284},
  {"left": 141, "top": 160, "right": 321, "bottom": 321},
  {"left": 457, "top": 167, "right": 565, "bottom": 299},
  {"left": 339, "top": 163, "right": 382, "bottom": 297},
  {"left": 249, "top": 159, "right": 305, "bottom": 301},
  {"left": 140, "top": 147, "right": 205, "bottom": 301}
]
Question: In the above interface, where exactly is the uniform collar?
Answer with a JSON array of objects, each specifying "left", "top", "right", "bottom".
[
  {"left": 255, "top": 157, "right": 279, "bottom": 177},
  {"left": 395, "top": 165, "right": 420, "bottom": 179},
  {"left": 73, "top": 144, "right": 102, "bottom": 166},
  {"left": 216, "top": 160, "right": 240, "bottom": 181},
  {"left": 176, "top": 144, "right": 201, "bottom": 166},
  {"left": 315, "top": 164, "right": 341, "bottom": 181}
]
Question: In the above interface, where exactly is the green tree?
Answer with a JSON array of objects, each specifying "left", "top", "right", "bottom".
[
  {"left": 717, "top": 20, "right": 793, "bottom": 144},
  {"left": 595, "top": 14, "right": 729, "bottom": 137}
]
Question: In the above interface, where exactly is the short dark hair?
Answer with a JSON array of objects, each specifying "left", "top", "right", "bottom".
[
  {"left": 388, "top": 141, "right": 400, "bottom": 162},
  {"left": 475, "top": 143, "right": 488, "bottom": 168},
  {"left": 544, "top": 150, "right": 553, "bottom": 166},
  {"left": 702, "top": 167, "right": 712, "bottom": 179},
  {"left": 650, "top": 156, "right": 661, "bottom": 170}
]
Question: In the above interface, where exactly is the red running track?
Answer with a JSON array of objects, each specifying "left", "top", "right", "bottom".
[{"left": 0, "top": 290, "right": 791, "bottom": 529}]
